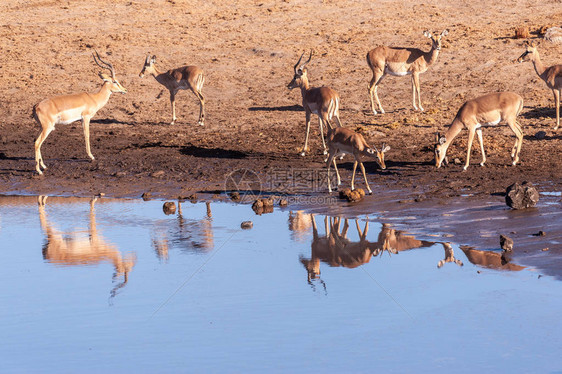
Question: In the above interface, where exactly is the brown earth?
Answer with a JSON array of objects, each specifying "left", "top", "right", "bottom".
[{"left": 0, "top": 0, "right": 561, "bottom": 200}]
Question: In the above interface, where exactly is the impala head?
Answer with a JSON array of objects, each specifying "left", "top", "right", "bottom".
[
  {"left": 287, "top": 50, "right": 313, "bottom": 90},
  {"left": 517, "top": 41, "right": 537, "bottom": 63},
  {"left": 423, "top": 29, "right": 449, "bottom": 51},
  {"left": 139, "top": 54, "right": 157, "bottom": 78},
  {"left": 434, "top": 132, "right": 448, "bottom": 168},
  {"left": 93, "top": 50, "right": 127, "bottom": 94},
  {"left": 367, "top": 143, "right": 390, "bottom": 169}
]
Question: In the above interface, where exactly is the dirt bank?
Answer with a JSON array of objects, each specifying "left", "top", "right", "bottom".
[{"left": 0, "top": 0, "right": 560, "bottom": 199}]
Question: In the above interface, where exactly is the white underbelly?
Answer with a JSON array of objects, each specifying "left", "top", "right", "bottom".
[
  {"left": 57, "top": 108, "right": 84, "bottom": 125},
  {"left": 476, "top": 117, "right": 501, "bottom": 128},
  {"left": 385, "top": 68, "right": 410, "bottom": 77}
]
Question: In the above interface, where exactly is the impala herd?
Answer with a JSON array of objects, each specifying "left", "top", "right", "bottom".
[{"left": 30, "top": 33, "right": 562, "bottom": 193}]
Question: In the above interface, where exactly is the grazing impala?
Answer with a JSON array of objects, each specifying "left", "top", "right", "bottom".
[
  {"left": 367, "top": 30, "right": 448, "bottom": 114},
  {"left": 518, "top": 41, "right": 562, "bottom": 130},
  {"left": 325, "top": 127, "right": 390, "bottom": 194},
  {"left": 33, "top": 51, "right": 126, "bottom": 175},
  {"left": 139, "top": 54, "right": 205, "bottom": 126},
  {"left": 434, "top": 92, "right": 524, "bottom": 170},
  {"left": 288, "top": 50, "right": 343, "bottom": 156}
]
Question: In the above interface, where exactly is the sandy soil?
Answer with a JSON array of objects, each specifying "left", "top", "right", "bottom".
[{"left": 0, "top": 0, "right": 561, "bottom": 200}]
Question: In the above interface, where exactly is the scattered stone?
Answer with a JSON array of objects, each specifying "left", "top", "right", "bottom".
[
  {"left": 542, "top": 247, "right": 550, "bottom": 252},
  {"left": 279, "top": 198, "right": 288, "bottom": 207},
  {"left": 398, "top": 199, "right": 415, "bottom": 204},
  {"left": 252, "top": 199, "right": 263, "bottom": 210},
  {"left": 114, "top": 171, "right": 127, "bottom": 177},
  {"left": 151, "top": 170, "right": 165, "bottom": 178},
  {"left": 347, "top": 190, "right": 362, "bottom": 203},
  {"left": 163, "top": 201, "right": 176, "bottom": 215},
  {"left": 229, "top": 191, "right": 240, "bottom": 202},
  {"left": 514, "top": 26, "right": 530, "bottom": 39},
  {"left": 500, "top": 234, "right": 514, "bottom": 251},
  {"left": 505, "top": 181, "right": 539, "bottom": 209},
  {"left": 538, "top": 25, "right": 552, "bottom": 36},
  {"left": 141, "top": 192, "right": 152, "bottom": 201},
  {"left": 355, "top": 188, "right": 366, "bottom": 199},
  {"left": 453, "top": 158, "right": 461, "bottom": 165},
  {"left": 477, "top": 270, "right": 481, "bottom": 274},
  {"left": 240, "top": 221, "right": 253, "bottom": 229},
  {"left": 544, "top": 27, "right": 562, "bottom": 44},
  {"left": 252, "top": 198, "right": 273, "bottom": 215},
  {"left": 535, "top": 131, "right": 547, "bottom": 140},
  {"left": 339, "top": 188, "right": 353, "bottom": 200},
  {"left": 262, "top": 197, "right": 274, "bottom": 207},
  {"left": 533, "top": 230, "right": 546, "bottom": 236}
]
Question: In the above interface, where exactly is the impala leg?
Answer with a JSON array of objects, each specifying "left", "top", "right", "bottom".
[
  {"left": 82, "top": 116, "right": 95, "bottom": 161},
  {"left": 169, "top": 90, "right": 177, "bottom": 125},
  {"left": 412, "top": 73, "right": 423, "bottom": 111},
  {"left": 318, "top": 117, "right": 328, "bottom": 155},
  {"left": 508, "top": 120, "right": 524, "bottom": 166},
  {"left": 554, "top": 89, "right": 560, "bottom": 131},
  {"left": 369, "top": 71, "right": 385, "bottom": 115},
  {"left": 351, "top": 160, "right": 358, "bottom": 190},
  {"left": 301, "top": 110, "right": 312, "bottom": 157},
  {"left": 463, "top": 128, "right": 476, "bottom": 171},
  {"left": 476, "top": 128, "right": 486, "bottom": 166},
  {"left": 195, "top": 90, "right": 205, "bottom": 126},
  {"left": 411, "top": 75, "right": 417, "bottom": 111},
  {"left": 359, "top": 161, "right": 372, "bottom": 194},
  {"left": 333, "top": 158, "right": 341, "bottom": 187},
  {"left": 326, "top": 152, "right": 337, "bottom": 193},
  {"left": 34, "top": 125, "right": 54, "bottom": 174}
]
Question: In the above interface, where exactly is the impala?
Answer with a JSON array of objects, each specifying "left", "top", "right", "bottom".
[
  {"left": 434, "top": 92, "right": 524, "bottom": 170},
  {"left": 288, "top": 50, "right": 343, "bottom": 156},
  {"left": 517, "top": 41, "right": 562, "bottom": 130},
  {"left": 139, "top": 54, "right": 205, "bottom": 126},
  {"left": 325, "top": 127, "right": 390, "bottom": 194},
  {"left": 367, "top": 29, "right": 448, "bottom": 115},
  {"left": 33, "top": 51, "right": 127, "bottom": 175}
]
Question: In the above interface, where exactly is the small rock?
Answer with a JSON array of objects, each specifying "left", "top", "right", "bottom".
[
  {"left": 347, "top": 190, "right": 362, "bottom": 203},
  {"left": 252, "top": 199, "right": 263, "bottom": 210},
  {"left": 339, "top": 188, "right": 353, "bottom": 200},
  {"left": 453, "top": 158, "right": 461, "bottom": 165},
  {"left": 514, "top": 26, "right": 530, "bottom": 39},
  {"left": 532, "top": 230, "right": 546, "bottom": 236},
  {"left": 535, "top": 131, "right": 547, "bottom": 140},
  {"left": 241, "top": 221, "right": 253, "bottom": 229},
  {"left": 355, "top": 188, "right": 366, "bottom": 198},
  {"left": 262, "top": 197, "right": 274, "bottom": 207},
  {"left": 141, "top": 192, "right": 152, "bottom": 201},
  {"left": 542, "top": 247, "right": 550, "bottom": 252},
  {"left": 500, "top": 234, "right": 514, "bottom": 251},
  {"left": 505, "top": 181, "right": 539, "bottom": 209},
  {"left": 279, "top": 198, "right": 288, "bottom": 207},
  {"left": 163, "top": 202, "right": 176, "bottom": 215},
  {"left": 151, "top": 170, "right": 166, "bottom": 178}
]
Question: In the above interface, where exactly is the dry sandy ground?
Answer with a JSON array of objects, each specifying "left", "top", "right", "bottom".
[{"left": 0, "top": 0, "right": 560, "bottom": 199}]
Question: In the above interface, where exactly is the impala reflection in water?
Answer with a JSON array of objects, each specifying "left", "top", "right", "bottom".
[{"left": 38, "top": 196, "right": 136, "bottom": 299}]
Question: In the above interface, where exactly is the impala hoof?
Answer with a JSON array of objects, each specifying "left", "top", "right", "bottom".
[
  {"left": 462, "top": 166, "right": 468, "bottom": 171},
  {"left": 299, "top": 151, "right": 306, "bottom": 157},
  {"left": 198, "top": 121, "right": 205, "bottom": 126},
  {"left": 480, "top": 162, "right": 485, "bottom": 167}
]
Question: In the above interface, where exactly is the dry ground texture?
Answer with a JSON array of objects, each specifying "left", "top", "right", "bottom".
[{"left": 0, "top": 0, "right": 560, "bottom": 199}]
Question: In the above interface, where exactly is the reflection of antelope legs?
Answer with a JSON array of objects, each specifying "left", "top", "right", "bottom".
[
  {"left": 437, "top": 242, "right": 463, "bottom": 268},
  {"left": 38, "top": 196, "right": 136, "bottom": 298}
]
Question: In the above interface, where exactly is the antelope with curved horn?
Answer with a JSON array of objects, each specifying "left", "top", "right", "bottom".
[
  {"left": 434, "top": 92, "right": 524, "bottom": 170},
  {"left": 288, "top": 50, "right": 343, "bottom": 156},
  {"left": 325, "top": 127, "right": 390, "bottom": 194},
  {"left": 33, "top": 51, "right": 127, "bottom": 175},
  {"left": 367, "top": 29, "right": 448, "bottom": 115},
  {"left": 517, "top": 41, "right": 562, "bottom": 131},
  {"left": 139, "top": 54, "right": 205, "bottom": 126}
]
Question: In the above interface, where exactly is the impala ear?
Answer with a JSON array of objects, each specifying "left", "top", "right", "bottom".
[
  {"left": 440, "top": 29, "right": 449, "bottom": 37},
  {"left": 99, "top": 72, "right": 111, "bottom": 82},
  {"left": 423, "top": 30, "right": 432, "bottom": 38},
  {"left": 151, "top": 55, "right": 157, "bottom": 63},
  {"left": 439, "top": 136, "right": 447, "bottom": 145},
  {"left": 382, "top": 144, "right": 391, "bottom": 153}
]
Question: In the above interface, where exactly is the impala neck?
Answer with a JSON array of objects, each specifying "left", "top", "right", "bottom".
[
  {"left": 442, "top": 117, "right": 464, "bottom": 150},
  {"left": 425, "top": 45, "right": 441, "bottom": 66},
  {"left": 150, "top": 65, "right": 168, "bottom": 85},
  {"left": 299, "top": 75, "right": 311, "bottom": 96},
  {"left": 530, "top": 51, "right": 547, "bottom": 78},
  {"left": 91, "top": 82, "right": 113, "bottom": 110}
]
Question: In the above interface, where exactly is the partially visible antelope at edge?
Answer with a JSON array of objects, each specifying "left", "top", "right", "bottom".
[
  {"left": 139, "top": 54, "right": 205, "bottom": 126},
  {"left": 434, "top": 92, "right": 524, "bottom": 171},
  {"left": 325, "top": 127, "right": 390, "bottom": 194},
  {"left": 33, "top": 51, "right": 127, "bottom": 175},
  {"left": 367, "top": 29, "right": 448, "bottom": 115},
  {"left": 287, "top": 50, "right": 343, "bottom": 156},
  {"left": 517, "top": 41, "right": 562, "bottom": 131}
]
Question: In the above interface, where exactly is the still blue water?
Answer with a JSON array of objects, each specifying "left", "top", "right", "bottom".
[{"left": 0, "top": 195, "right": 560, "bottom": 373}]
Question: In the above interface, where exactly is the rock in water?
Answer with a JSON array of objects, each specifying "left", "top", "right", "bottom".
[
  {"left": 163, "top": 201, "right": 177, "bottom": 215},
  {"left": 505, "top": 182, "right": 539, "bottom": 209},
  {"left": 500, "top": 234, "right": 514, "bottom": 251}
]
